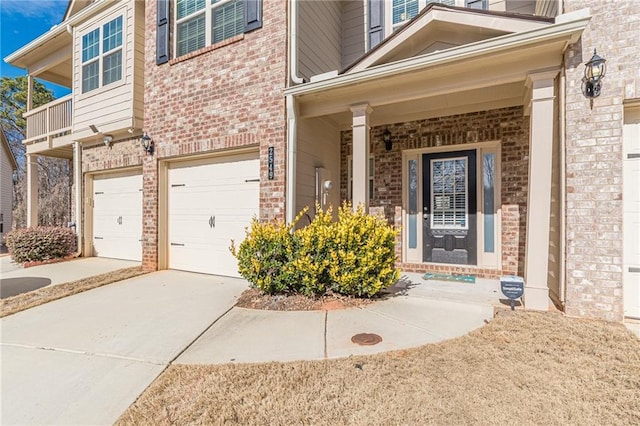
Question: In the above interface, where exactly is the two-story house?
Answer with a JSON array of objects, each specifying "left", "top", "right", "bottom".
[{"left": 5, "top": 0, "right": 639, "bottom": 322}]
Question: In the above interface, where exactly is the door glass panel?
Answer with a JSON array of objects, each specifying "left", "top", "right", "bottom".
[
  {"left": 483, "top": 153, "right": 495, "bottom": 253},
  {"left": 408, "top": 159, "right": 418, "bottom": 248},
  {"left": 430, "top": 157, "right": 467, "bottom": 229}
]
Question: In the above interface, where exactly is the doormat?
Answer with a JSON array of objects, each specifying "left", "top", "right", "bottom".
[{"left": 422, "top": 273, "right": 475, "bottom": 283}]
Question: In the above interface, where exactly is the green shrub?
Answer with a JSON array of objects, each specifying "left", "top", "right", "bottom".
[
  {"left": 232, "top": 203, "right": 400, "bottom": 298},
  {"left": 230, "top": 214, "right": 304, "bottom": 294},
  {"left": 327, "top": 204, "right": 400, "bottom": 297},
  {"left": 6, "top": 227, "right": 77, "bottom": 263}
]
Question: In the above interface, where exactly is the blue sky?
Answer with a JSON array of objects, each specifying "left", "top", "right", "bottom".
[{"left": 1, "top": 0, "right": 71, "bottom": 98}]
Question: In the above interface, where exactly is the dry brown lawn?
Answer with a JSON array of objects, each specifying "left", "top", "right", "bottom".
[
  {"left": 118, "top": 310, "right": 640, "bottom": 425},
  {"left": 0, "top": 266, "right": 146, "bottom": 317}
]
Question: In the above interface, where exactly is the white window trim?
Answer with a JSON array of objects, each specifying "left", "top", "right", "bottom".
[
  {"left": 347, "top": 155, "right": 375, "bottom": 201},
  {"left": 174, "top": 0, "right": 241, "bottom": 57},
  {"left": 384, "top": 0, "right": 466, "bottom": 38},
  {"left": 401, "top": 141, "right": 501, "bottom": 269},
  {"left": 80, "top": 14, "right": 125, "bottom": 94}
]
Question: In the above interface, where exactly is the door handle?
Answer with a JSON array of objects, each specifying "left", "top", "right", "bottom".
[{"left": 209, "top": 216, "right": 215, "bottom": 228}]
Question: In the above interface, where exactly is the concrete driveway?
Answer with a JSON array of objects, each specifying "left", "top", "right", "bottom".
[
  {"left": 0, "top": 270, "right": 247, "bottom": 425},
  {"left": 0, "top": 256, "right": 138, "bottom": 299}
]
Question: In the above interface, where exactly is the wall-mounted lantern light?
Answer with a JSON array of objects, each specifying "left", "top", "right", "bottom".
[
  {"left": 383, "top": 128, "right": 392, "bottom": 151},
  {"left": 103, "top": 134, "right": 113, "bottom": 148},
  {"left": 140, "top": 132, "right": 154, "bottom": 155},
  {"left": 582, "top": 49, "right": 606, "bottom": 106}
]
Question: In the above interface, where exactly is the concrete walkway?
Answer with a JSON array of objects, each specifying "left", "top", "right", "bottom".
[{"left": 1, "top": 269, "right": 496, "bottom": 425}]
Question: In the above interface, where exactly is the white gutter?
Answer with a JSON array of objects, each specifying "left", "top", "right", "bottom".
[
  {"left": 288, "top": 0, "right": 305, "bottom": 85},
  {"left": 4, "top": 0, "right": 111, "bottom": 64},
  {"left": 284, "top": 15, "right": 590, "bottom": 97}
]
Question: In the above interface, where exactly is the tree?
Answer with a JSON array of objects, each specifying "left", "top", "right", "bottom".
[{"left": 0, "top": 76, "right": 71, "bottom": 228}]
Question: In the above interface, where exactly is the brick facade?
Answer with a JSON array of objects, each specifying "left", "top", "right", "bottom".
[
  {"left": 340, "top": 106, "right": 529, "bottom": 279},
  {"left": 562, "top": 0, "right": 639, "bottom": 320},
  {"left": 139, "top": 0, "right": 288, "bottom": 271}
]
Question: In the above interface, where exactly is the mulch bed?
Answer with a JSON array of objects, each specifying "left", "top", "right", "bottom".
[{"left": 235, "top": 288, "right": 375, "bottom": 311}]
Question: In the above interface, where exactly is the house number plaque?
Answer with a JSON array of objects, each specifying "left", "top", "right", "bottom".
[{"left": 268, "top": 146, "right": 275, "bottom": 180}]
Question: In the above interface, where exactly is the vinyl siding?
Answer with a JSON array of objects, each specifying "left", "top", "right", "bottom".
[
  {"left": 71, "top": 0, "right": 136, "bottom": 136},
  {"left": 296, "top": 117, "right": 341, "bottom": 220},
  {"left": 132, "top": 0, "right": 145, "bottom": 127},
  {"left": 341, "top": 0, "right": 366, "bottom": 69},
  {"left": 298, "top": 0, "right": 343, "bottom": 81},
  {"left": 0, "top": 144, "right": 15, "bottom": 241},
  {"left": 489, "top": 0, "right": 536, "bottom": 14}
]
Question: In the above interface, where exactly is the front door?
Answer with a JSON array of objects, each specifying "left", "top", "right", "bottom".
[{"left": 423, "top": 150, "right": 477, "bottom": 265}]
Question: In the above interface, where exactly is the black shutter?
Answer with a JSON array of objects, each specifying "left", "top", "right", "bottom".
[
  {"left": 368, "top": 0, "right": 384, "bottom": 50},
  {"left": 156, "top": 0, "right": 170, "bottom": 64},
  {"left": 244, "top": 0, "right": 262, "bottom": 32}
]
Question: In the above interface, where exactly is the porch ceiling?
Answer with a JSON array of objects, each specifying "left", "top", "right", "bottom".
[{"left": 6, "top": 30, "right": 72, "bottom": 87}]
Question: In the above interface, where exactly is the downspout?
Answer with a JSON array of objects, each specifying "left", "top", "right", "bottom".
[
  {"left": 286, "top": 0, "right": 303, "bottom": 223},
  {"left": 559, "top": 61, "right": 567, "bottom": 304},
  {"left": 289, "top": 0, "right": 305, "bottom": 85},
  {"left": 73, "top": 141, "right": 83, "bottom": 256}
]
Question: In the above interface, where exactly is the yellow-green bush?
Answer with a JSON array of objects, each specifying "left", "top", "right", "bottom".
[
  {"left": 232, "top": 203, "right": 400, "bottom": 297},
  {"left": 230, "top": 215, "right": 302, "bottom": 294}
]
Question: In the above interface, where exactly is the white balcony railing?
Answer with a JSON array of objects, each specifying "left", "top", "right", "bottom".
[{"left": 23, "top": 94, "right": 72, "bottom": 144}]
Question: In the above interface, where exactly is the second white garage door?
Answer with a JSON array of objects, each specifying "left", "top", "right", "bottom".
[
  {"left": 168, "top": 153, "right": 260, "bottom": 277},
  {"left": 92, "top": 171, "right": 143, "bottom": 261}
]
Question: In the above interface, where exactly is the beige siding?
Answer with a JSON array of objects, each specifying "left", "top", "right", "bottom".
[
  {"left": 298, "top": 1, "right": 343, "bottom": 81},
  {"left": 341, "top": 0, "right": 366, "bottom": 69},
  {"left": 490, "top": 0, "right": 536, "bottom": 14},
  {"left": 296, "top": 117, "right": 341, "bottom": 220},
  {"left": 534, "top": 0, "right": 558, "bottom": 17},
  {"left": 1, "top": 145, "right": 15, "bottom": 240},
  {"left": 72, "top": 0, "right": 135, "bottom": 137}
]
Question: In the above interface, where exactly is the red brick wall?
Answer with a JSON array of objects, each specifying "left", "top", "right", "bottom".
[
  {"left": 141, "top": 0, "right": 288, "bottom": 270},
  {"left": 340, "top": 106, "right": 529, "bottom": 278}
]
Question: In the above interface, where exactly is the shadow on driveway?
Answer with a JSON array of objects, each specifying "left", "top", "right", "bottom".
[{"left": 1, "top": 277, "right": 52, "bottom": 299}]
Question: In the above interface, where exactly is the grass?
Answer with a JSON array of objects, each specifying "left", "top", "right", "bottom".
[
  {"left": 118, "top": 310, "right": 640, "bottom": 425},
  {"left": 0, "top": 266, "right": 147, "bottom": 318}
]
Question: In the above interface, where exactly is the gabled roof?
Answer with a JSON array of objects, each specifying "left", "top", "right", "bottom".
[
  {"left": 1, "top": 128, "right": 18, "bottom": 171},
  {"left": 63, "top": 0, "right": 94, "bottom": 21},
  {"left": 345, "top": 3, "right": 553, "bottom": 74}
]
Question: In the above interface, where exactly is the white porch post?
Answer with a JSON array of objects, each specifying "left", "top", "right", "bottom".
[
  {"left": 74, "top": 141, "right": 83, "bottom": 254},
  {"left": 26, "top": 154, "right": 39, "bottom": 227},
  {"left": 524, "top": 70, "right": 558, "bottom": 310},
  {"left": 350, "top": 103, "right": 372, "bottom": 211}
]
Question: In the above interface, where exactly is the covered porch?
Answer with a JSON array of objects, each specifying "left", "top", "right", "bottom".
[{"left": 285, "top": 8, "right": 589, "bottom": 311}]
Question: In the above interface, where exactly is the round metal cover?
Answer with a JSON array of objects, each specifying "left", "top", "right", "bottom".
[{"left": 351, "top": 333, "right": 382, "bottom": 346}]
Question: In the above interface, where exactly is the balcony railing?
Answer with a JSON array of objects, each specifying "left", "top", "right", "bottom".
[{"left": 23, "top": 94, "right": 72, "bottom": 144}]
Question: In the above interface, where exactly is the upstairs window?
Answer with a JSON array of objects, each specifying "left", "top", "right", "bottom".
[
  {"left": 175, "top": 0, "right": 245, "bottom": 57},
  {"left": 389, "top": 1, "right": 459, "bottom": 31},
  {"left": 82, "top": 16, "right": 123, "bottom": 93}
]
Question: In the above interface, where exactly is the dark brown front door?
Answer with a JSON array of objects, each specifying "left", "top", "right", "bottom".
[{"left": 423, "top": 150, "right": 477, "bottom": 265}]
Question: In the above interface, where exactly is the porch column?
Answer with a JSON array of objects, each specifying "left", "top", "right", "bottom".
[
  {"left": 26, "top": 154, "right": 39, "bottom": 227},
  {"left": 26, "top": 75, "right": 33, "bottom": 111},
  {"left": 523, "top": 70, "right": 558, "bottom": 311},
  {"left": 350, "top": 103, "right": 372, "bottom": 211},
  {"left": 73, "top": 141, "right": 83, "bottom": 254}
]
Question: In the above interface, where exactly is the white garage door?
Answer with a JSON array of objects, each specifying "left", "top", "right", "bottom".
[
  {"left": 624, "top": 108, "right": 640, "bottom": 319},
  {"left": 168, "top": 153, "right": 259, "bottom": 277},
  {"left": 92, "top": 172, "right": 143, "bottom": 262}
]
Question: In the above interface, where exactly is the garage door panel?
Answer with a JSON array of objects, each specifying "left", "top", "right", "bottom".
[
  {"left": 168, "top": 155, "right": 259, "bottom": 277},
  {"left": 92, "top": 173, "right": 142, "bottom": 262},
  {"left": 623, "top": 114, "right": 639, "bottom": 318}
]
